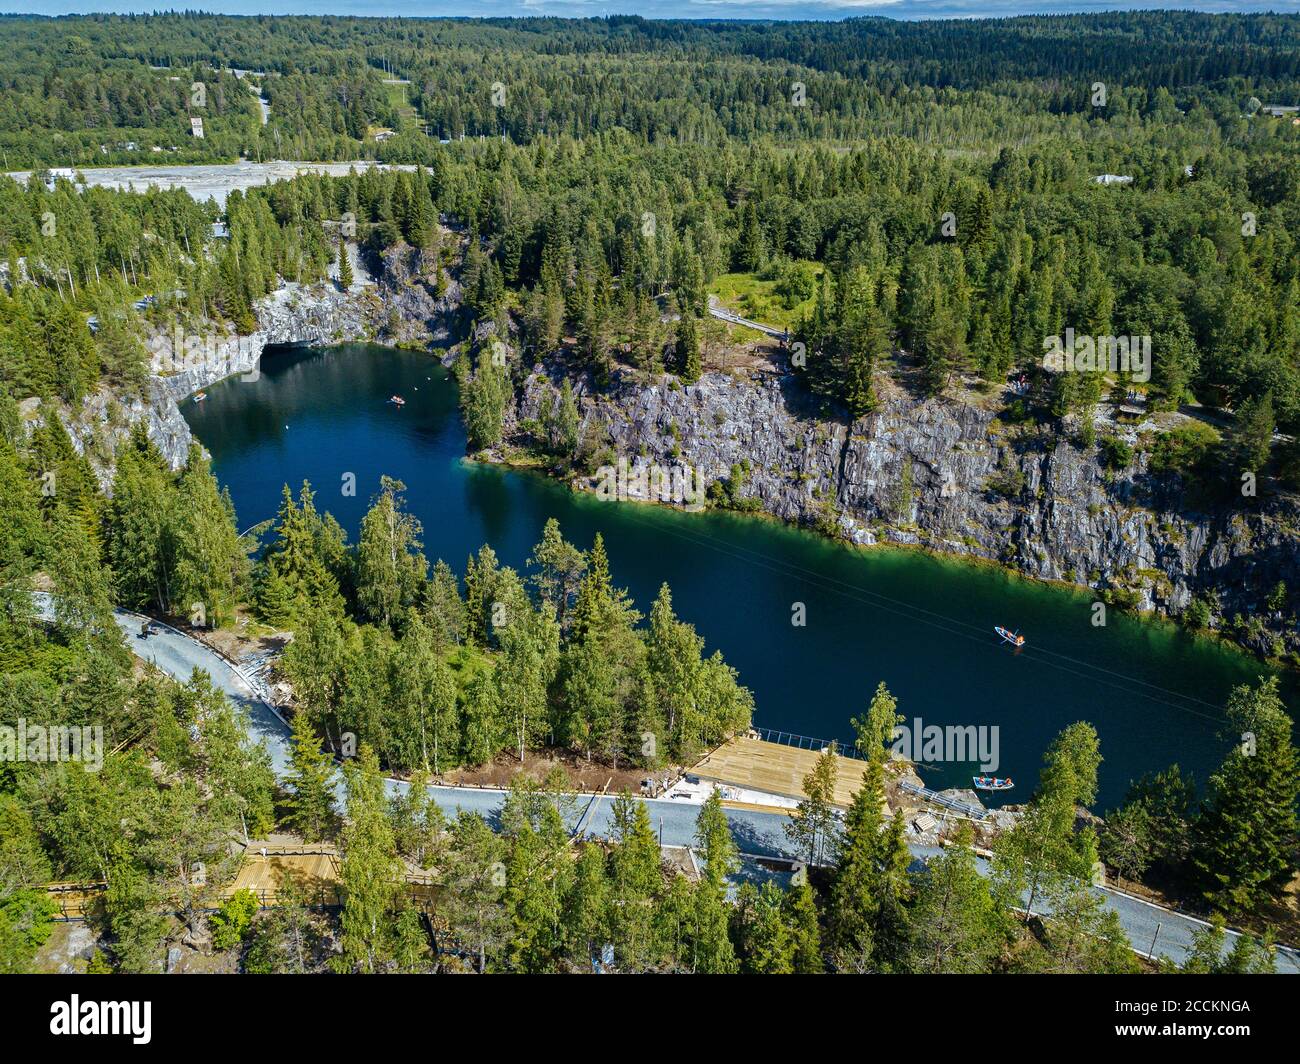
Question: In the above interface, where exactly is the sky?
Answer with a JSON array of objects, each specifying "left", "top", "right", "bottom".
[{"left": 4, "top": 1, "right": 1299, "bottom": 21}]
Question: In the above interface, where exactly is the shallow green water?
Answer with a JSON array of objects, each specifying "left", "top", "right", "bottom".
[{"left": 184, "top": 343, "right": 1295, "bottom": 808}]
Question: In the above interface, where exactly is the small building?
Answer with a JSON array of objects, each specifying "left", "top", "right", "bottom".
[
  {"left": 1092, "top": 173, "right": 1133, "bottom": 186},
  {"left": 372, "top": 128, "right": 397, "bottom": 142},
  {"left": 1261, "top": 105, "right": 1300, "bottom": 117}
]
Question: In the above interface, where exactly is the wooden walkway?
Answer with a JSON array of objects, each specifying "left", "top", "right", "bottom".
[{"left": 691, "top": 735, "right": 874, "bottom": 809}]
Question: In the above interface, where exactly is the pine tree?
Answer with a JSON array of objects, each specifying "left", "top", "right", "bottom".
[
  {"left": 644, "top": 582, "right": 704, "bottom": 758},
  {"left": 460, "top": 348, "right": 509, "bottom": 451},
  {"left": 441, "top": 811, "right": 508, "bottom": 973},
  {"left": 105, "top": 425, "right": 172, "bottom": 612},
  {"left": 527, "top": 518, "right": 585, "bottom": 624},
  {"left": 169, "top": 445, "right": 244, "bottom": 626},
  {"left": 871, "top": 812, "right": 913, "bottom": 971},
  {"left": 691, "top": 876, "right": 738, "bottom": 974},
  {"left": 564, "top": 844, "right": 611, "bottom": 971},
  {"left": 461, "top": 669, "right": 503, "bottom": 767},
  {"left": 1226, "top": 392, "right": 1275, "bottom": 480},
  {"left": 851, "top": 681, "right": 902, "bottom": 761},
  {"left": 423, "top": 558, "right": 466, "bottom": 648},
  {"left": 608, "top": 794, "right": 662, "bottom": 970},
  {"left": 355, "top": 475, "right": 427, "bottom": 632},
  {"left": 1032, "top": 877, "right": 1138, "bottom": 974},
  {"left": 738, "top": 882, "right": 794, "bottom": 974},
  {"left": 569, "top": 532, "right": 613, "bottom": 640},
  {"left": 734, "top": 200, "right": 766, "bottom": 273}
]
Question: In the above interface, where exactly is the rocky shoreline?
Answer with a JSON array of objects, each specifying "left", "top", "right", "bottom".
[
  {"left": 44, "top": 237, "right": 1300, "bottom": 665},
  {"left": 510, "top": 357, "right": 1300, "bottom": 663},
  {"left": 53, "top": 243, "right": 459, "bottom": 485}
]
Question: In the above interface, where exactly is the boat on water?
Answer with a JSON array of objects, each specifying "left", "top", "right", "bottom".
[
  {"left": 389, "top": 395, "right": 406, "bottom": 406},
  {"left": 973, "top": 776, "right": 1014, "bottom": 791},
  {"left": 994, "top": 626, "right": 1025, "bottom": 647},
  {"left": 192, "top": 392, "right": 207, "bottom": 403}
]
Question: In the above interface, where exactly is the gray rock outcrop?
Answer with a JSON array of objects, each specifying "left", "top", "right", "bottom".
[
  {"left": 56, "top": 237, "right": 460, "bottom": 486},
  {"left": 513, "top": 360, "right": 1300, "bottom": 660}
]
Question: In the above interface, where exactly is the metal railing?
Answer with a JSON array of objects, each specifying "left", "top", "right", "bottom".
[
  {"left": 749, "top": 726, "right": 868, "bottom": 762},
  {"left": 898, "top": 780, "right": 988, "bottom": 820},
  {"left": 748, "top": 723, "right": 868, "bottom": 759}
]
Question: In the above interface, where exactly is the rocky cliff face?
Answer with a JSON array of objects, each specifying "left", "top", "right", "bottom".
[
  {"left": 513, "top": 361, "right": 1300, "bottom": 660},
  {"left": 57, "top": 240, "right": 460, "bottom": 485}
]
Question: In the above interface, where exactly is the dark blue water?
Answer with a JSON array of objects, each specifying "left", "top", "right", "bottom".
[{"left": 184, "top": 344, "right": 1295, "bottom": 809}]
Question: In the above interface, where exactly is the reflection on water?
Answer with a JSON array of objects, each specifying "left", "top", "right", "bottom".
[{"left": 185, "top": 344, "right": 1295, "bottom": 808}]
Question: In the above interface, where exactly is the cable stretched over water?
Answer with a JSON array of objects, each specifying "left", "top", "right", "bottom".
[{"left": 595, "top": 499, "right": 1238, "bottom": 728}]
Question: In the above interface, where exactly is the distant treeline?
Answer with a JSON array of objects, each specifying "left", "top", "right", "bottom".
[{"left": 3, "top": 12, "right": 1300, "bottom": 165}]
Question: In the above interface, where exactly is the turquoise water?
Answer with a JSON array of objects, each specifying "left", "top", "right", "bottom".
[{"left": 183, "top": 344, "right": 1295, "bottom": 808}]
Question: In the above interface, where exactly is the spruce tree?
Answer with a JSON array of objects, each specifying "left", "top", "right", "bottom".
[
  {"left": 336, "top": 238, "right": 353, "bottom": 290},
  {"left": 1193, "top": 677, "right": 1300, "bottom": 914},
  {"left": 694, "top": 789, "right": 738, "bottom": 889},
  {"left": 675, "top": 310, "right": 701, "bottom": 384},
  {"left": 829, "top": 757, "right": 885, "bottom": 962},
  {"left": 784, "top": 878, "right": 824, "bottom": 973},
  {"left": 784, "top": 744, "right": 840, "bottom": 867},
  {"left": 335, "top": 744, "right": 403, "bottom": 973},
  {"left": 285, "top": 710, "right": 338, "bottom": 842}
]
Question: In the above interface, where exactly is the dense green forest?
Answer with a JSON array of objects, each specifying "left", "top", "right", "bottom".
[
  {"left": 0, "top": 385, "right": 1295, "bottom": 972},
  {"left": 2, "top": 11, "right": 1300, "bottom": 976},
  {"left": 4, "top": 12, "right": 1300, "bottom": 161},
  {"left": 4, "top": 135, "right": 1298, "bottom": 498},
  {"left": 1, "top": 323, "right": 1294, "bottom": 972},
  {"left": 3, "top": 12, "right": 1300, "bottom": 479}
]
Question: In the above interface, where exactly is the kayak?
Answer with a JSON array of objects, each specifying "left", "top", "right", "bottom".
[{"left": 994, "top": 626, "right": 1025, "bottom": 647}]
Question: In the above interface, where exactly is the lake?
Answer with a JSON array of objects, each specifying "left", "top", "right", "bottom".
[{"left": 184, "top": 343, "right": 1295, "bottom": 808}]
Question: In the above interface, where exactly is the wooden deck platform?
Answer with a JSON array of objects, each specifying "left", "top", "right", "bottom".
[
  {"left": 230, "top": 849, "right": 342, "bottom": 905},
  {"left": 691, "top": 735, "right": 874, "bottom": 809}
]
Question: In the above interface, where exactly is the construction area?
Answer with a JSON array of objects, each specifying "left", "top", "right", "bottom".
[
  {"left": 45, "top": 843, "right": 439, "bottom": 921},
  {"left": 690, "top": 734, "right": 876, "bottom": 809},
  {"left": 686, "top": 731, "right": 1006, "bottom": 849}
]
